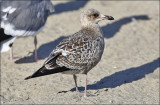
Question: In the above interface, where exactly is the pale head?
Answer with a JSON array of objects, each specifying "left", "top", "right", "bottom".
[{"left": 80, "top": 9, "right": 114, "bottom": 26}]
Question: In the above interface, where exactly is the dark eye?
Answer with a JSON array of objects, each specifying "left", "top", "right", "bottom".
[{"left": 93, "top": 13, "right": 99, "bottom": 18}]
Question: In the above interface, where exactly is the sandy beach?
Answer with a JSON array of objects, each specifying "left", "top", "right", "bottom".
[{"left": 1, "top": 1, "right": 159, "bottom": 104}]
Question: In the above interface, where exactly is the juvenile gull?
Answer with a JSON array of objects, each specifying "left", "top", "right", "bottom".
[
  {"left": 25, "top": 9, "right": 114, "bottom": 97},
  {"left": 0, "top": 0, "right": 54, "bottom": 61}
]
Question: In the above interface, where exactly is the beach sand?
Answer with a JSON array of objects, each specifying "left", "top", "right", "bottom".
[{"left": 1, "top": 1, "right": 159, "bottom": 104}]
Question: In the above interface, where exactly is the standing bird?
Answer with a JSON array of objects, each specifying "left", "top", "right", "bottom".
[
  {"left": 25, "top": 9, "right": 114, "bottom": 97},
  {"left": 0, "top": 0, "right": 54, "bottom": 61}
]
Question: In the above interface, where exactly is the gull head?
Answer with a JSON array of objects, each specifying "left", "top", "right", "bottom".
[{"left": 80, "top": 9, "right": 114, "bottom": 26}]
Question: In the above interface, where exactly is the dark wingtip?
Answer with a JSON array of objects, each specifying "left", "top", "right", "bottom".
[{"left": 24, "top": 64, "right": 70, "bottom": 80}]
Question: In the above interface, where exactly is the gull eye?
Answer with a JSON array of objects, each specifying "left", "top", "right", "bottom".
[{"left": 93, "top": 13, "right": 99, "bottom": 18}]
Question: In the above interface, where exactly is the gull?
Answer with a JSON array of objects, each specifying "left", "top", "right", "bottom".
[
  {"left": 0, "top": 0, "right": 54, "bottom": 61},
  {"left": 25, "top": 9, "right": 114, "bottom": 97}
]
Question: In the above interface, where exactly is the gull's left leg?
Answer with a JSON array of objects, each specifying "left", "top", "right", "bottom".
[
  {"left": 84, "top": 74, "right": 88, "bottom": 97},
  {"left": 34, "top": 36, "right": 38, "bottom": 62},
  {"left": 9, "top": 43, "right": 20, "bottom": 60},
  {"left": 83, "top": 74, "right": 96, "bottom": 97},
  {"left": 9, "top": 44, "right": 14, "bottom": 60},
  {"left": 73, "top": 74, "right": 79, "bottom": 92}
]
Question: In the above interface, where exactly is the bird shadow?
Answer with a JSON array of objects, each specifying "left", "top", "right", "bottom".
[
  {"left": 102, "top": 15, "right": 150, "bottom": 38},
  {"left": 15, "top": 36, "right": 66, "bottom": 64},
  {"left": 67, "top": 57, "right": 160, "bottom": 92},
  {"left": 52, "top": 0, "right": 89, "bottom": 15}
]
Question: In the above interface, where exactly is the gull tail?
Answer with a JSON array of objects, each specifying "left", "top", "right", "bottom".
[{"left": 25, "top": 66, "right": 70, "bottom": 80}]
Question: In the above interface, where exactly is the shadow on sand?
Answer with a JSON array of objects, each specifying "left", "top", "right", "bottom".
[
  {"left": 102, "top": 15, "right": 150, "bottom": 38},
  {"left": 15, "top": 36, "right": 66, "bottom": 64},
  {"left": 52, "top": 0, "right": 89, "bottom": 15},
  {"left": 67, "top": 57, "right": 159, "bottom": 92}
]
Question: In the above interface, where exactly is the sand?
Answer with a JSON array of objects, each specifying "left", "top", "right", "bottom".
[{"left": 1, "top": 1, "right": 159, "bottom": 104}]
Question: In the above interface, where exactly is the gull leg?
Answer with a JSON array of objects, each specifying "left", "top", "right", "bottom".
[
  {"left": 34, "top": 36, "right": 38, "bottom": 62},
  {"left": 83, "top": 74, "right": 95, "bottom": 97},
  {"left": 73, "top": 74, "right": 79, "bottom": 92},
  {"left": 84, "top": 74, "right": 88, "bottom": 97},
  {"left": 9, "top": 44, "right": 21, "bottom": 60},
  {"left": 9, "top": 46, "right": 14, "bottom": 60}
]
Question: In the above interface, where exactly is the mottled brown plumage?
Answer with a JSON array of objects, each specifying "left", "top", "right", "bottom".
[{"left": 25, "top": 9, "right": 114, "bottom": 97}]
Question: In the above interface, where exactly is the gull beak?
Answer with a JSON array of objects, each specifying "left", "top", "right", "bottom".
[{"left": 101, "top": 14, "right": 114, "bottom": 20}]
